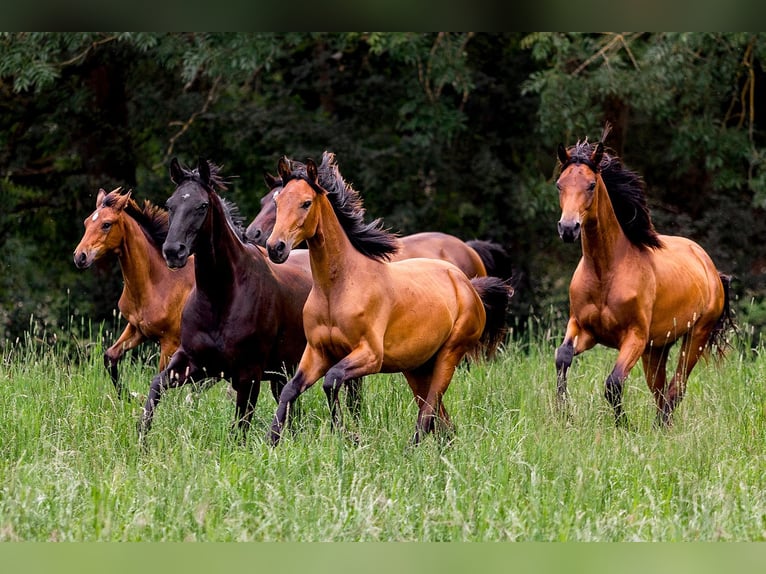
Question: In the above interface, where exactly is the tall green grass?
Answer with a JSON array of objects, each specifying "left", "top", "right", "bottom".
[{"left": 1, "top": 317, "right": 765, "bottom": 541}]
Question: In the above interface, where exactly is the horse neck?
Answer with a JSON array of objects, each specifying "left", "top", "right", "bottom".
[
  {"left": 580, "top": 177, "right": 630, "bottom": 275},
  {"left": 305, "top": 194, "right": 361, "bottom": 290},
  {"left": 193, "top": 195, "right": 261, "bottom": 292},
  {"left": 118, "top": 215, "right": 169, "bottom": 302}
]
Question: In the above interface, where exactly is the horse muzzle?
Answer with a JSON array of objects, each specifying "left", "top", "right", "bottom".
[
  {"left": 245, "top": 225, "right": 265, "bottom": 246},
  {"left": 73, "top": 250, "right": 94, "bottom": 269},
  {"left": 558, "top": 220, "right": 581, "bottom": 243},
  {"left": 266, "top": 239, "right": 290, "bottom": 264},
  {"left": 163, "top": 242, "right": 190, "bottom": 269}
]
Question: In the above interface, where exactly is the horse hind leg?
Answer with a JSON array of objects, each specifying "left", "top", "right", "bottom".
[
  {"left": 404, "top": 352, "right": 461, "bottom": 445},
  {"left": 640, "top": 344, "right": 671, "bottom": 427},
  {"left": 660, "top": 325, "right": 712, "bottom": 426}
]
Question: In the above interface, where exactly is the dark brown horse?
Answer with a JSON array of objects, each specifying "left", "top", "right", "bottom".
[
  {"left": 73, "top": 187, "right": 194, "bottom": 397},
  {"left": 245, "top": 166, "right": 512, "bottom": 280},
  {"left": 554, "top": 124, "right": 734, "bottom": 426},
  {"left": 138, "top": 158, "right": 316, "bottom": 442},
  {"left": 266, "top": 152, "right": 513, "bottom": 445}
]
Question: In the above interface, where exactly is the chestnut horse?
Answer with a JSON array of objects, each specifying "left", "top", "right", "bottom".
[
  {"left": 139, "top": 158, "right": 319, "bottom": 442},
  {"left": 245, "top": 166, "right": 512, "bottom": 280},
  {"left": 554, "top": 124, "right": 733, "bottom": 426},
  {"left": 266, "top": 152, "right": 513, "bottom": 445},
  {"left": 73, "top": 188, "right": 194, "bottom": 397}
]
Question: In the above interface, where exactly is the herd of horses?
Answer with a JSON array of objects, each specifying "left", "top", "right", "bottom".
[{"left": 72, "top": 124, "right": 735, "bottom": 447}]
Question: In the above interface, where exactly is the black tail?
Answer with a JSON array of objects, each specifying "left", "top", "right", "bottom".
[
  {"left": 469, "top": 276, "right": 514, "bottom": 360},
  {"left": 466, "top": 239, "right": 513, "bottom": 281},
  {"left": 709, "top": 273, "right": 736, "bottom": 357}
]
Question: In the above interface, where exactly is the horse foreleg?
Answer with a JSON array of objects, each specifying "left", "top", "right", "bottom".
[
  {"left": 105, "top": 323, "right": 146, "bottom": 398},
  {"left": 345, "top": 377, "right": 364, "bottom": 421},
  {"left": 555, "top": 320, "right": 595, "bottom": 410},
  {"left": 608, "top": 332, "right": 646, "bottom": 427},
  {"left": 138, "top": 352, "right": 196, "bottom": 445},
  {"left": 322, "top": 348, "right": 380, "bottom": 437},
  {"left": 269, "top": 349, "right": 329, "bottom": 446},
  {"left": 233, "top": 377, "right": 262, "bottom": 441}
]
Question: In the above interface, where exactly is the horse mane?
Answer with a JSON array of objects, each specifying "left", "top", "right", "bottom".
[
  {"left": 287, "top": 152, "right": 400, "bottom": 261},
  {"left": 564, "top": 139, "right": 664, "bottom": 250},
  {"left": 173, "top": 159, "right": 246, "bottom": 239},
  {"left": 173, "top": 159, "right": 231, "bottom": 192},
  {"left": 102, "top": 191, "right": 170, "bottom": 248}
]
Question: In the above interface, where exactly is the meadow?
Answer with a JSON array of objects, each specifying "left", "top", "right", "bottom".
[{"left": 1, "top": 315, "right": 765, "bottom": 542}]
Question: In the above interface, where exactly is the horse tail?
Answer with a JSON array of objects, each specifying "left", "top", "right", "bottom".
[
  {"left": 709, "top": 273, "right": 736, "bottom": 357},
  {"left": 469, "top": 276, "right": 514, "bottom": 359},
  {"left": 466, "top": 239, "right": 513, "bottom": 281}
]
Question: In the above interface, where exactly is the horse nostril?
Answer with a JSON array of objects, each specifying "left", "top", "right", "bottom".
[{"left": 267, "top": 240, "right": 287, "bottom": 262}]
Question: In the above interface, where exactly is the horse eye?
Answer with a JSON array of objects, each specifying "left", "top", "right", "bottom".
[
  {"left": 301, "top": 200, "right": 312, "bottom": 209},
  {"left": 101, "top": 222, "right": 112, "bottom": 232},
  {"left": 588, "top": 182, "right": 596, "bottom": 192},
  {"left": 197, "top": 202, "right": 209, "bottom": 212}
]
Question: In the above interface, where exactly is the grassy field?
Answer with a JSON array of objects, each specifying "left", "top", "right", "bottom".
[{"left": 1, "top": 318, "right": 765, "bottom": 542}]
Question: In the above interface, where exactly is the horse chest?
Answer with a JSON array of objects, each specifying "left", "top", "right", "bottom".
[{"left": 574, "top": 280, "right": 643, "bottom": 341}]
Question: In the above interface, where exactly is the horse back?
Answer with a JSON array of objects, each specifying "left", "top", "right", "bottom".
[{"left": 394, "top": 232, "right": 487, "bottom": 278}]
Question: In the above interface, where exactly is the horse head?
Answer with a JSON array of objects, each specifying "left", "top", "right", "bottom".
[
  {"left": 163, "top": 157, "right": 213, "bottom": 269},
  {"left": 244, "top": 172, "right": 282, "bottom": 246},
  {"left": 73, "top": 187, "right": 131, "bottom": 268}
]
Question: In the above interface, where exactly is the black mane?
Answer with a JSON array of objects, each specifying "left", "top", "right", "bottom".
[
  {"left": 286, "top": 152, "right": 400, "bottom": 260},
  {"left": 172, "top": 159, "right": 246, "bottom": 238},
  {"left": 564, "top": 140, "right": 663, "bottom": 250},
  {"left": 102, "top": 191, "right": 169, "bottom": 248},
  {"left": 173, "top": 159, "right": 231, "bottom": 192}
]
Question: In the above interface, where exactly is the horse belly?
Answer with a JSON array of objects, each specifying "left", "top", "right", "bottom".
[{"left": 382, "top": 298, "right": 456, "bottom": 371}]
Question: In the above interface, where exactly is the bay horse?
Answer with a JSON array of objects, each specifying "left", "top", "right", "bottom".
[
  {"left": 73, "top": 187, "right": 194, "bottom": 398},
  {"left": 265, "top": 152, "right": 513, "bottom": 445},
  {"left": 138, "top": 157, "right": 319, "bottom": 442},
  {"left": 245, "top": 166, "right": 512, "bottom": 280},
  {"left": 554, "top": 124, "right": 734, "bottom": 427}
]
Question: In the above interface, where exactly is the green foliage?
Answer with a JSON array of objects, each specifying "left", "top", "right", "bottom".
[{"left": 1, "top": 32, "right": 765, "bottom": 343}]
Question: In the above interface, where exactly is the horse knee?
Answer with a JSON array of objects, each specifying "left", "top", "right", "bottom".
[{"left": 555, "top": 342, "right": 574, "bottom": 371}]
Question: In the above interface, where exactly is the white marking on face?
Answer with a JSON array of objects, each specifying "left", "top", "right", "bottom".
[
  {"left": 183, "top": 193, "right": 190, "bottom": 199},
  {"left": 91, "top": 212, "right": 99, "bottom": 222}
]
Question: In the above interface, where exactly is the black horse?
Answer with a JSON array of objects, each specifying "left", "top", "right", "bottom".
[{"left": 138, "top": 158, "right": 317, "bottom": 443}]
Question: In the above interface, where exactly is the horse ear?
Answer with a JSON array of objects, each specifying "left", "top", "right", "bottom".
[
  {"left": 113, "top": 188, "right": 132, "bottom": 211},
  {"left": 96, "top": 188, "right": 106, "bottom": 207},
  {"left": 591, "top": 142, "right": 604, "bottom": 169},
  {"left": 264, "top": 172, "right": 280, "bottom": 190},
  {"left": 306, "top": 158, "right": 318, "bottom": 184},
  {"left": 197, "top": 158, "right": 210, "bottom": 187},
  {"left": 557, "top": 143, "right": 569, "bottom": 165},
  {"left": 277, "top": 156, "right": 291, "bottom": 181},
  {"left": 169, "top": 158, "right": 183, "bottom": 184}
]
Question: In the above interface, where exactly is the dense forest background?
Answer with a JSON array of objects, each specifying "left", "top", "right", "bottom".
[{"left": 1, "top": 32, "right": 765, "bottom": 348}]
